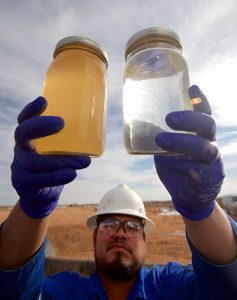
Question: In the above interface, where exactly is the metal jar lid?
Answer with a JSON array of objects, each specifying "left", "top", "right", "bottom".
[
  {"left": 54, "top": 36, "right": 108, "bottom": 68},
  {"left": 125, "top": 27, "right": 182, "bottom": 60}
]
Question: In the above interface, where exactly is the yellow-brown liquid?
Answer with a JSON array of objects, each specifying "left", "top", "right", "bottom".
[{"left": 35, "top": 46, "right": 107, "bottom": 156}]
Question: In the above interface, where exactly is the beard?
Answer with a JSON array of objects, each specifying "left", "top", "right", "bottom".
[{"left": 95, "top": 238, "right": 144, "bottom": 281}]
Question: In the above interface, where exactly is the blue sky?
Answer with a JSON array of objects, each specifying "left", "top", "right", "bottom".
[{"left": 0, "top": 0, "right": 237, "bottom": 205}]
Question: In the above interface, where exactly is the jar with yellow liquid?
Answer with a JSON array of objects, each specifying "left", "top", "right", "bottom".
[{"left": 35, "top": 36, "right": 108, "bottom": 156}]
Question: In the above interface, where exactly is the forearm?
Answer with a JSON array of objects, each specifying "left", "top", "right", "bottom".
[
  {"left": 0, "top": 201, "right": 50, "bottom": 270},
  {"left": 184, "top": 202, "right": 237, "bottom": 265}
]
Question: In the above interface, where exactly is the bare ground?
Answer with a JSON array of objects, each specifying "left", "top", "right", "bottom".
[{"left": 1, "top": 203, "right": 236, "bottom": 267}]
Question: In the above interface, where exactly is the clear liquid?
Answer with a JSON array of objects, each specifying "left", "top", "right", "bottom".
[
  {"left": 35, "top": 49, "right": 107, "bottom": 156},
  {"left": 123, "top": 48, "right": 191, "bottom": 154}
]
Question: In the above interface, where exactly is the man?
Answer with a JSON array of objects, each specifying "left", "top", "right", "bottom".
[{"left": 0, "top": 85, "right": 236, "bottom": 299}]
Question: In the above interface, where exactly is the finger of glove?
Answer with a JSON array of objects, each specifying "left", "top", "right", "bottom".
[
  {"left": 156, "top": 132, "right": 219, "bottom": 162},
  {"left": 17, "top": 97, "right": 47, "bottom": 124},
  {"left": 14, "top": 147, "right": 91, "bottom": 172},
  {"left": 15, "top": 116, "right": 64, "bottom": 149},
  {"left": 19, "top": 168, "right": 78, "bottom": 189},
  {"left": 189, "top": 85, "right": 212, "bottom": 115},
  {"left": 166, "top": 110, "right": 216, "bottom": 141},
  {"left": 37, "top": 168, "right": 78, "bottom": 187},
  {"left": 154, "top": 155, "right": 224, "bottom": 186},
  {"left": 154, "top": 155, "right": 205, "bottom": 181}
]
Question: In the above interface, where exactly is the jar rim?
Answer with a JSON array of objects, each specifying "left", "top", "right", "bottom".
[
  {"left": 125, "top": 27, "right": 182, "bottom": 60},
  {"left": 54, "top": 36, "right": 108, "bottom": 66}
]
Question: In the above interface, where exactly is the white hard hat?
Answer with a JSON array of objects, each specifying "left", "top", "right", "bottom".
[{"left": 87, "top": 184, "right": 155, "bottom": 234}]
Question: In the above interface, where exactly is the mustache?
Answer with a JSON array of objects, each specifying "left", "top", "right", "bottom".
[{"left": 106, "top": 238, "right": 133, "bottom": 253}]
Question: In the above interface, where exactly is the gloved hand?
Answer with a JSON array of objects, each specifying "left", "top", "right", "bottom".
[
  {"left": 11, "top": 96, "right": 91, "bottom": 219},
  {"left": 154, "top": 85, "right": 225, "bottom": 221}
]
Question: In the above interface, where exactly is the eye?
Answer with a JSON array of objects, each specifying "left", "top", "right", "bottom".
[
  {"left": 127, "top": 221, "right": 143, "bottom": 232},
  {"left": 101, "top": 219, "right": 119, "bottom": 231}
]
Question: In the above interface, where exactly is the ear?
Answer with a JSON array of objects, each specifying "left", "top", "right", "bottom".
[{"left": 93, "top": 228, "right": 98, "bottom": 247}]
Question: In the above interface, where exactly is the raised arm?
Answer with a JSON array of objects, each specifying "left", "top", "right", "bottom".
[
  {"left": 0, "top": 202, "right": 50, "bottom": 269},
  {"left": 0, "top": 97, "right": 91, "bottom": 270},
  {"left": 154, "top": 85, "right": 237, "bottom": 265}
]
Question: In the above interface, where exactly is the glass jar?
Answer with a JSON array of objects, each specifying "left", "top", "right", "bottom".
[
  {"left": 35, "top": 36, "right": 108, "bottom": 156},
  {"left": 123, "top": 27, "right": 192, "bottom": 154}
]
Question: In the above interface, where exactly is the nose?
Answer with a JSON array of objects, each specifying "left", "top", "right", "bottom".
[{"left": 113, "top": 225, "right": 127, "bottom": 237}]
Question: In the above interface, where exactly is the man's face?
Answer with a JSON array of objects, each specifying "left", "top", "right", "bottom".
[{"left": 94, "top": 214, "right": 147, "bottom": 281}]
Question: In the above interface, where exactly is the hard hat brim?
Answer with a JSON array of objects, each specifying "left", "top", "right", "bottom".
[{"left": 87, "top": 209, "right": 155, "bottom": 234}]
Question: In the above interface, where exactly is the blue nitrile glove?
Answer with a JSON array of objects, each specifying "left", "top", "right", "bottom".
[
  {"left": 11, "top": 97, "right": 91, "bottom": 219},
  {"left": 154, "top": 85, "right": 225, "bottom": 221}
]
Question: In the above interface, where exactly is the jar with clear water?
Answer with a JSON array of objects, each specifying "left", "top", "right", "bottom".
[{"left": 123, "top": 27, "right": 192, "bottom": 154}]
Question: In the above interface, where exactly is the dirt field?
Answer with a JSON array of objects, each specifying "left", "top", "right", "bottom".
[
  {"left": 46, "top": 204, "right": 190, "bottom": 265},
  {"left": 1, "top": 202, "right": 236, "bottom": 267}
]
